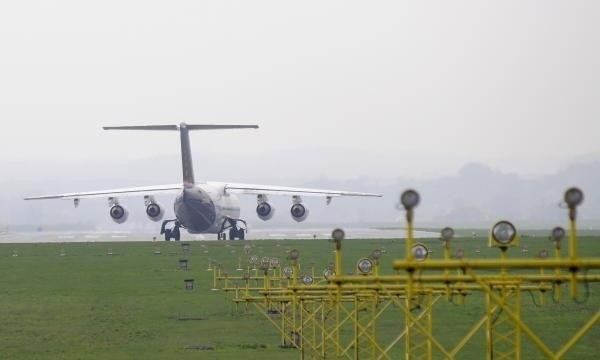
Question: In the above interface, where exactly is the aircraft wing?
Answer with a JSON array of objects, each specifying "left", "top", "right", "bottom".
[
  {"left": 218, "top": 182, "right": 382, "bottom": 198},
  {"left": 24, "top": 184, "right": 182, "bottom": 200}
]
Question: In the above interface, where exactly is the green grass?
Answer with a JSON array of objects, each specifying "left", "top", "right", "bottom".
[{"left": 0, "top": 236, "right": 598, "bottom": 359}]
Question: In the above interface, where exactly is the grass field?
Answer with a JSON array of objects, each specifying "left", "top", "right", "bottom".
[{"left": 1, "top": 235, "right": 599, "bottom": 359}]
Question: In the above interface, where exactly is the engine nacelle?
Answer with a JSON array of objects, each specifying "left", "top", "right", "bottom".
[
  {"left": 290, "top": 203, "right": 309, "bottom": 222},
  {"left": 109, "top": 204, "right": 129, "bottom": 224},
  {"left": 145, "top": 202, "right": 165, "bottom": 222},
  {"left": 256, "top": 202, "right": 275, "bottom": 221}
]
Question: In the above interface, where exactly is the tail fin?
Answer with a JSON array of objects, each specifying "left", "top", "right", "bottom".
[{"left": 103, "top": 123, "right": 259, "bottom": 186}]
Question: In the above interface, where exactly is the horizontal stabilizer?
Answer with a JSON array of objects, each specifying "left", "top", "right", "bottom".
[{"left": 103, "top": 124, "right": 259, "bottom": 131}]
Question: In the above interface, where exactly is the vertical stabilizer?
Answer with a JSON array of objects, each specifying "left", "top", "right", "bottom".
[{"left": 179, "top": 123, "right": 195, "bottom": 186}]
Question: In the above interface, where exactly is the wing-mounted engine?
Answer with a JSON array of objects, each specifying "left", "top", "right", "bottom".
[
  {"left": 144, "top": 195, "right": 165, "bottom": 222},
  {"left": 108, "top": 197, "right": 129, "bottom": 224},
  {"left": 290, "top": 195, "right": 309, "bottom": 222},
  {"left": 256, "top": 194, "right": 275, "bottom": 221}
]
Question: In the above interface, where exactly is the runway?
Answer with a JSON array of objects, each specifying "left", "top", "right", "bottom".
[{"left": 0, "top": 227, "right": 440, "bottom": 243}]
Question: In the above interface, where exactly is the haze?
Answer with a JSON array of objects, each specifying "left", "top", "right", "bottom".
[{"left": 0, "top": 1, "right": 599, "bottom": 230}]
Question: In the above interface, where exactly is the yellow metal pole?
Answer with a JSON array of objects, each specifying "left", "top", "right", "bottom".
[
  {"left": 554, "top": 246, "right": 562, "bottom": 302},
  {"left": 569, "top": 217, "right": 578, "bottom": 299}
]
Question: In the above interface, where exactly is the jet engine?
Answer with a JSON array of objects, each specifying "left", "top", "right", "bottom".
[
  {"left": 256, "top": 202, "right": 275, "bottom": 221},
  {"left": 290, "top": 203, "right": 309, "bottom": 222},
  {"left": 109, "top": 204, "right": 129, "bottom": 224},
  {"left": 146, "top": 202, "right": 165, "bottom": 222}
]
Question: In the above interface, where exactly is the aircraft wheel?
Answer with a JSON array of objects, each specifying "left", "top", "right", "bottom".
[
  {"left": 239, "top": 229, "right": 245, "bottom": 240},
  {"left": 229, "top": 228, "right": 236, "bottom": 240},
  {"left": 164, "top": 229, "right": 171, "bottom": 241},
  {"left": 173, "top": 227, "right": 181, "bottom": 241}
]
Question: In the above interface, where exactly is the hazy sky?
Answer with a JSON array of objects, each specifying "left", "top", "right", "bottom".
[{"left": 1, "top": 1, "right": 599, "bottom": 180}]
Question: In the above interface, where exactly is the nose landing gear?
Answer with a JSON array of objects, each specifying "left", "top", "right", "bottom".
[
  {"left": 218, "top": 217, "right": 247, "bottom": 240},
  {"left": 161, "top": 219, "right": 182, "bottom": 241}
]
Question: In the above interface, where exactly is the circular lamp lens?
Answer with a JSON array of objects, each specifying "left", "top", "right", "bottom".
[
  {"left": 332, "top": 228, "right": 345, "bottom": 242},
  {"left": 371, "top": 249, "right": 382, "bottom": 260},
  {"left": 283, "top": 266, "right": 293, "bottom": 278},
  {"left": 411, "top": 243, "right": 429, "bottom": 262},
  {"left": 323, "top": 269, "right": 335, "bottom": 279},
  {"left": 270, "top": 258, "right": 280, "bottom": 268},
  {"left": 441, "top": 227, "right": 454, "bottom": 241},
  {"left": 249, "top": 255, "right": 258, "bottom": 265},
  {"left": 244, "top": 244, "right": 252, "bottom": 255},
  {"left": 289, "top": 249, "right": 300, "bottom": 260},
  {"left": 492, "top": 221, "right": 517, "bottom": 244},
  {"left": 538, "top": 249, "right": 549, "bottom": 259},
  {"left": 302, "top": 274, "right": 314, "bottom": 285},
  {"left": 564, "top": 187, "right": 584, "bottom": 208},
  {"left": 400, "top": 189, "right": 420, "bottom": 210},
  {"left": 357, "top": 258, "right": 373, "bottom": 274},
  {"left": 261, "top": 257, "right": 270, "bottom": 266},
  {"left": 551, "top": 227, "right": 565, "bottom": 242}
]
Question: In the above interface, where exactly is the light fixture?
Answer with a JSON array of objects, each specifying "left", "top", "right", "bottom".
[
  {"left": 357, "top": 258, "right": 374, "bottom": 274},
  {"left": 283, "top": 266, "right": 293, "bottom": 278},
  {"left": 551, "top": 226, "right": 565, "bottom": 241},
  {"left": 323, "top": 269, "right": 335, "bottom": 279},
  {"left": 331, "top": 228, "right": 344, "bottom": 250},
  {"left": 302, "top": 274, "right": 314, "bottom": 285},
  {"left": 400, "top": 189, "right": 420, "bottom": 210},
  {"left": 289, "top": 249, "right": 300, "bottom": 261},
  {"left": 440, "top": 227, "right": 454, "bottom": 242},
  {"left": 564, "top": 187, "right": 584, "bottom": 209},
  {"left": 371, "top": 249, "right": 382, "bottom": 261},
  {"left": 411, "top": 243, "right": 429, "bottom": 262},
  {"left": 489, "top": 220, "right": 519, "bottom": 247}
]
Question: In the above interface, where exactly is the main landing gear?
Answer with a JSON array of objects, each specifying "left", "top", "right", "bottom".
[
  {"left": 218, "top": 217, "right": 247, "bottom": 240},
  {"left": 160, "top": 219, "right": 182, "bottom": 241}
]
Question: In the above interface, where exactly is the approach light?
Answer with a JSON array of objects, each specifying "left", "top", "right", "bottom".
[
  {"left": 302, "top": 274, "right": 314, "bottom": 285},
  {"left": 455, "top": 249, "right": 465, "bottom": 260},
  {"left": 261, "top": 257, "right": 270, "bottom": 267},
  {"left": 323, "top": 269, "right": 336, "bottom": 279},
  {"left": 289, "top": 249, "right": 300, "bottom": 261},
  {"left": 270, "top": 258, "right": 280, "bottom": 268},
  {"left": 371, "top": 249, "right": 382, "bottom": 261},
  {"left": 551, "top": 226, "right": 565, "bottom": 249},
  {"left": 440, "top": 227, "right": 454, "bottom": 242},
  {"left": 551, "top": 227, "right": 565, "bottom": 241},
  {"left": 283, "top": 266, "right": 293, "bottom": 278},
  {"left": 184, "top": 278, "right": 194, "bottom": 290},
  {"left": 178, "top": 259, "right": 189, "bottom": 270},
  {"left": 538, "top": 249, "right": 549, "bottom": 259},
  {"left": 331, "top": 228, "right": 344, "bottom": 250},
  {"left": 489, "top": 220, "right": 519, "bottom": 248},
  {"left": 400, "top": 189, "right": 420, "bottom": 210},
  {"left": 243, "top": 244, "right": 252, "bottom": 255},
  {"left": 357, "top": 258, "right": 374, "bottom": 274},
  {"left": 411, "top": 243, "right": 429, "bottom": 262},
  {"left": 249, "top": 255, "right": 258, "bottom": 266},
  {"left": 564, "top": 187, "right": 584, "bottom": 209}
]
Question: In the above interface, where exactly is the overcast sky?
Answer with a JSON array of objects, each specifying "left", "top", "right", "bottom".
[{"left": 1, "top": 1, "right": 599, "bottom": 181}]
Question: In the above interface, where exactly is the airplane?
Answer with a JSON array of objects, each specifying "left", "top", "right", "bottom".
[{"left": 25, "top": 123, "right": 381, "bottom": 241}]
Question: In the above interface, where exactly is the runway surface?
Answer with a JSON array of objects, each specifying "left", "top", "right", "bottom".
[{"left": 0, "top": 227, "right": 439, "bottom": 243}]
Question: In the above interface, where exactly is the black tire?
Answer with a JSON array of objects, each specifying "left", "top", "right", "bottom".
[
  {"left": 164, "top": 229, "right": 171, "bottom": 241},
  {"left": 239, "top": 229, "right": 245, "bottom": 240},
  {"left": 222, "top": 233, "right": 226, "bottom": 240},
  {"left": 229, "top": 228, "right": 236, "bottom": 240},
  {"left": 173, "top": 227, "right": 181, "bottom": 241}
]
